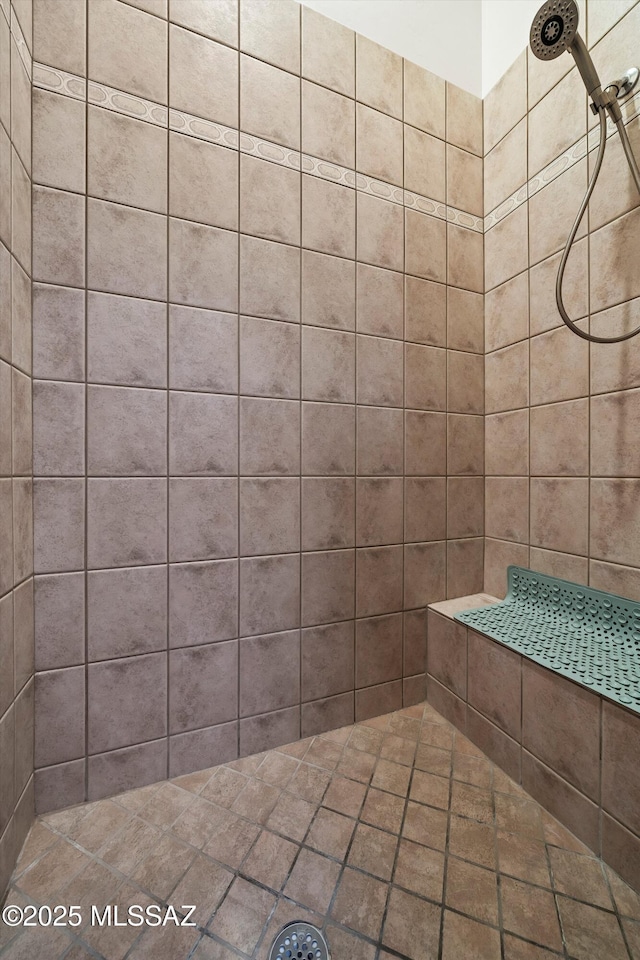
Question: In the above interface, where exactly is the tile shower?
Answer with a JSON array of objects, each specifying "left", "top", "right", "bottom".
[{"left": 1, "top": 0, "right": 640, "bottom": 953}]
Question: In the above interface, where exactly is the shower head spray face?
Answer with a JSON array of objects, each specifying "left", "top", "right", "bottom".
[{"left": 530, "top": 0, "right": 579, "bottom": 61}]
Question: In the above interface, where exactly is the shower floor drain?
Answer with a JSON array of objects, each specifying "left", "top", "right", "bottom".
[{"left": 268, "top": 922, "right": 330, "bottom": 960}]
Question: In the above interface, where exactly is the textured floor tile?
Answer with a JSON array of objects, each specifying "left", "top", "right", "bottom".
[
  {"left": 138, "top": 783, "right": 193, "bottom": 829},
  {"left": 200, "top": 767, "right": 248, "bottom": 808},
  {"left": 81, "top": 881, "right": 155, "bottom": 960},
  {"left": 502, "top": 935, "right": 563, "bottom": 959},
  {"left": 232, "top": 779, "right": 281, "bottom": 825},
  {"left": 168, "top": 854, "right": 234, "bottom": 927},
  {"left": 500, "top": 877, "right": 563, "bottom": 952},
  {"left": 608, "top": 867, "right": 640, "bottom": 920},
  {"left": 380, "top": 732, "right": 417, "bottom": 766},
  {"left": 370, "top": 758, "right": 412, "bottom": 797},
  {"left": 409, "top": 769, "right": 450, "bottom": 809},
  {"left": 402, "top": 801, "right": 448, "bottom": 852},
  {"left": 348, "top": 822, "right": 398, "bottom": 880},
  {"left": 323, "top": 776, "right": 367, "bottom": 817},
  {"left": 441, "top": 910, "right": 501, "bottom": 960},
  {"left": 17, "top": 838, "right": 92, "bottom": 901},
  {"left": 59, "top": 858, "right": 123, "bottom": 916},
  {"left": 420, "top": 720, "right": 454, "bottom": 749},
  {"left": 323, "top": 925, "right": 377, "bottom": 960},
  {"left": 495, "top": 794, "right": 543, "bottom": 840},
  {"left": 394, "top": 837, "right": 445, "bottom": 901},
  {"left": 172, "top": 798, "right": 234, "bottom": 849},
  {"left": 242, "top": 829, "right": 298, "bottom": 891},
  {"left": 255, "top": 752, "right": 300, "bottom": 787},
  {"left": 125, "top": 925, "right": 201, "bottom": 959},
  {"left": 286, "top": 762, "right": 331, "bottom": 803},
  {"left": 266, "top": 791, "right": 316, "bottom": 841},
  {"left": 557, "top": 896, "right": 628, "bottom": 960},
  {"left": 64, "top": 801, "right": 132, "bottom": 854},
  {"left": 255, "top": 899, "right": 323, "bottom": 960},
  {"left": 306, "top": 807, "right": 355, "bottom": 859},
  {"left": 208, "top": 878, "right": 276, "bottom": 955},
  {"left": 304, "top": 738, "right": 343, "bottom": 770},
  {"left": 548, "top": 847, "right": 613, "bottom": 908},
  {"left": 348, "top": 724, "right": 384, "bottom": 755},
  {"left": 387, "top": 714, "right": 421, "bottom": 741},
  {"left": 450, "top": 782, "right": 493, "bottom": 823},
  {"left": 415, "top": 742, "right": 452, "bottom": 777},
  {"left": 448, "top": 815, "right": 497, "bottom": 869},
  {"left": 202, "top": 811, "right": 260, "bottom": 869},
  {"left": 330, "top": 867, "right": 388, "bottom": 939},
  {"left": 453, "top": 752, "right": 493, "bottom": 789},
  {"left": 283, "top": 848, "right": 341, "bottom": 913},
  {"left": 382, "top": 887, "right": 441, "bottom": 959},
  {"left": 446, "top": 856, "right": 499, "bottom": 925},
  {"left": 13, "top": 822, "right": 59, "bottom": 876},
  {"left": 541, "top": 808, "right": 589, "bottom": 853},
  {"left": 335, "top": 746, "right": 377, "bottom": 783},
  {"left": 131, "top": 833, "right": 197, "bottom": 900},
  {"left": 361, "top": 787, "right": 405, "bottom": 834},
  {"left": 497, "top": 831, "right": 551, "bottom": 887}
]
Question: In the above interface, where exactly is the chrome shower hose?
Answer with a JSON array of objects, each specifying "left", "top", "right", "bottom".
[{"left": 556, "top": 105, "right": 640, "bottom": 343}]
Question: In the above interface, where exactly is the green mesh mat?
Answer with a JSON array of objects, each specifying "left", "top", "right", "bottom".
[{"left": 454, "top": 566, "right": 640, "bottom": 714}]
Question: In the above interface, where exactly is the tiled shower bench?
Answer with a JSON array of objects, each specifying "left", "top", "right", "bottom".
[{"left": 426, "top": 567, "right": 640, "bottom": 893}]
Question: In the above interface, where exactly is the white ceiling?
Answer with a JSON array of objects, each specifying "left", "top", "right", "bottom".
[{"left": 297, "top": 0, "right": 542, "bottom": 97}]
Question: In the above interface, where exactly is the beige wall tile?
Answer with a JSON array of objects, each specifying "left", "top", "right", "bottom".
[
  {"left": 448, "top": 225, "right": 483, "bottom": 293},
  {"left": 447, "top": 288, "right": 483, "bottom": 354},
  {"left": 447, "top": 83, "right": 482, "bottom": 157},
  {"left": 529, "top": 237, "right": 587, "bottom": 337},
  {"left": 529, "top": 160, "right": 587, "bottom": 266},
  {"left": 302, "top": 81, "right": 355, "bottom": 168},
  {"left": 448, "top": 415, "right": 484, "bottom": 476},
  {"left": 240, "top": 236, "right": 300, "bottom": 322},
  {"left": 358, "top": 194, "right": 403, "bottom": 272},
  {"left": 356, "top": 34, "right": 402, "bottom": 119},
  {"left": 302, "top": 176, "right": 354, "bottom": 259},
  {"left": 169, "top": 133, "right": 238, "bottom": 231},
  {"left": 447, "top": 145, "right": 482, "bottom": 217},
  {"left": 303, "top": 251, "right": 355, "bottom": 331},
  {"left": 170, "top": 218, "right": 238, "bottom": 312},
  {"left": 302, "top": 5, "right": 354, "bottom": 97},
  {"left": 169, "top": 0, "right": 238, "bottom": 45},
  {"left": 484, "top": 538, "right": 529, "bottom": 598},
  {"left": 405, "top": 343, "right": 446, "bottom": 411},
  {"left": 357, "top": 335, "right": 403, "bottom": 408},
  {"left": 405, "top": 126, "right": 446, "bottom": 203},
  {"left": 485, "top": 271, "right": 528, "bottom": 353},
  {"left": 528, "top": 67, "right": 586, "bottom": 177},
  {"left": 447, "top": 477, "right": 484, "bottom": 539},
  {"left": 590, "top": 205, "right": 640, "bottom": 315},
  {"left": 302, "top": 476, "right": 354, "bottom": 553},
  {"left": 356, "top": 264, "right": 403, "bottom": 339},
  {"left": 404, "top": 60, "right": 445, "bottom": 140},
  {"left": 89, "top": 0, "right": 167, "bottom": 103},
  {"left": 405, "top": 277, "right": 446, "bottom": 346},
  {"left": 405, "top": 211, "right": 446, "bottom": 284},
  {"left": 241, "top": 154, "right": 300, "bottom": 245},
  {"left": 357, "top": 103, "right": 403, "bottom": 187},
  {"left": 88, "top": 107, "right": 167, "bottom": 214},
  {"left": 32, "top": 90, "right": 85, "bottom": 195},
  {"left": 240, "top": 0, "right": 300, "bottom": 73},
  {"left": 485, "top": 477, "right": 529, "bottom": 543},
  {"left": 483, "top": 50, "right": 527, "bottom": 155},
  {"left": 34, "top": 0, "right": 86, "bottom": 75},
  {"left": 530, "top": 478, "right": 589, "bottom": 556},
  {"left": 485, "top": 204, "right": 527, "bottom": 293},
  {"left": 484, "top": 118, "right": 526, "bottom": 216},
  {"left": 170, "top": 25, "right": 238, "bottom": 125},
  {"left": 530, "top": 322, "right": 589, "bottom": 406},
  {"left": 591, "top": 301, "right": 640, "bottom": 393},
  {"left": 591, "top": 479, "right": 640, "bottom": 567},
  {"left": 530, "top": 547, "right": 588, "bottom": 584},
  {"left": 241, "top": 54, "right": 298, "bottom": 148},
  {"left": 485, "top": 342, "right": 529, "bottom": 414},
  {"left": 531, "top": 399, "right": 589, "bottom": 476},
  {"left": 447, "top": 352, "right": 483, "bottom": 415}
]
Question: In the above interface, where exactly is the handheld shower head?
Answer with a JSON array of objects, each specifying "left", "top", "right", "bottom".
[
  {"left": 530, "top": 0, "right": 604, "bottom": 103},
  {"left": 529, "top": 0, "right": 578, "bottom": 61}
]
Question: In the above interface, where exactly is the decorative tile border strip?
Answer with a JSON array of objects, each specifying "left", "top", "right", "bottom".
[
  {"left": 33, "top": 63, "right": 86, "bottom": 101},
  {"left": 485, "top": 86, "right": 640, "bottom": 232},
  {"left": 8, "top": 5, "right": 31, "bottom": 80},
  {"left": 88, "top": 81, "right": 168, "bottom": 126},
  {"left": 169, "top": 109, "right": 238, "bottom": 148},
  {"left": 32, "top": 61, "right": 481, "bottom": 233}
]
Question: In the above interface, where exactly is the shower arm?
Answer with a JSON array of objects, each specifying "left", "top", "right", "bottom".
[{"left": 555, "top": 100, "right": 640, "bottom": 344}]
